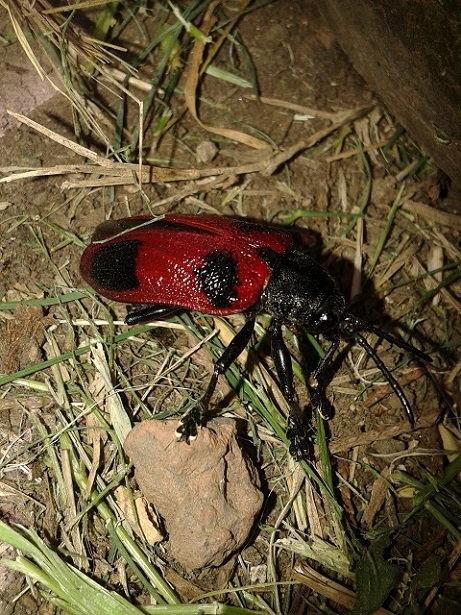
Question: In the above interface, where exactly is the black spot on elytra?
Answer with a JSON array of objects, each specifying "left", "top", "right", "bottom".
[
  {"left": 195, "top": 250, "right": 239, "bottom": 307},
  {"left": 91, "top": 240, "right": 140, "bottom": 291}
]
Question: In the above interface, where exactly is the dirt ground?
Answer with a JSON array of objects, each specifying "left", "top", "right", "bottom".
[{"left": 0, "top": 1, "right": 459, "bottom": 613}]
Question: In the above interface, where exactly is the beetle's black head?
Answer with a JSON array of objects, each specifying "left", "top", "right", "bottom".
[{"left": 259, "top": 250, "right": 346, "bottom": 333}]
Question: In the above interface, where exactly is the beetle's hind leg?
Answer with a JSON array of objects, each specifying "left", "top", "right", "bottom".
[
  {"left": 176, "top": 316, "right": 256, "bottom": 442},
  {"left": 125, "top": 304, "right": 180, "bottom": 324}
]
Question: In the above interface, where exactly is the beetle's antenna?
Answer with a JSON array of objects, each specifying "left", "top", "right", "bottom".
[
  {"left": 362, "top": 321, "right": 431, "bottom": 363},
  {"left": 349, "top": 330, "right": 415, "bottom": 426},
  {"left": 340, "top": 313, "right": 431, "bottom": 426}
]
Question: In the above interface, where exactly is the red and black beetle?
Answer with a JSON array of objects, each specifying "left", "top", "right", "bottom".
[{"left": 80, "top": 214, "right": 430, "bottom": 459}]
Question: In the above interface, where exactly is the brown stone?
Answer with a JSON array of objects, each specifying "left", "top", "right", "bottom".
[{"left": 124, "top": 419, "right": 263, "bottom": 569}]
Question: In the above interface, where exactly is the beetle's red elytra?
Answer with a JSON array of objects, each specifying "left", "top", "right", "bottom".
[
  {"left": 80, "top": 214, "right": 292, "bottom": 314},
  {"left": 80, "top": 214, "right": 431, "bottom": 459}
]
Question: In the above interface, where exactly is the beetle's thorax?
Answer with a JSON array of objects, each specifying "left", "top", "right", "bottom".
[{"left": 259, "top": 250, "right": 346, "bottom": 332}]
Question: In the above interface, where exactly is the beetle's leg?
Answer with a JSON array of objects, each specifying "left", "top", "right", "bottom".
[
  {"left": 270, "top": 321, "right": 309, "bottom": 460},
  {"left": 310, "top": 337, "right": 340, "bottom": 420},
  {"left": 125, "top": 304, "right": 180, "bottom": 325},
  {"left": 176, "top": 316, "right": 256, "bottom": 442}
]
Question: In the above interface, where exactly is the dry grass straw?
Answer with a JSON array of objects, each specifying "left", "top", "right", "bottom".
[
  {"left": 1, "top": 106, "right": 373, "bottom": 189},
  {"left": 0, "top": 0, "right": 135, "bottom": 147},
  {"left": 1, "top": 0, "right": 372, "bottom": 192}
]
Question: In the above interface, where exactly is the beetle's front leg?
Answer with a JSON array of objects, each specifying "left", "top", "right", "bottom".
[
  {"left": 270, "top": 321, "right": 309, "bottom": 460},
  {"left": 176, "top": 316, "right": 256, "bottom": 442},
  {"left": 309, "top": 337, "right": 339, "bottom": 420}
]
